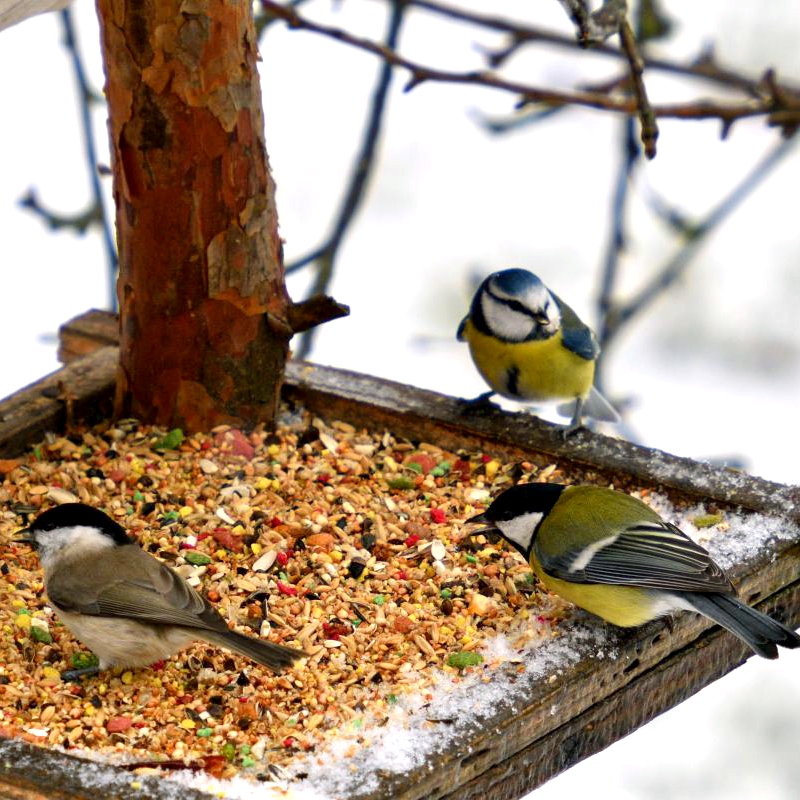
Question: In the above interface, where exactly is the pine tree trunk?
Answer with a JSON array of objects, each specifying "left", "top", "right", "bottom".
[{"left": 95, "top": 0, "right": 289, "bottom": 431}]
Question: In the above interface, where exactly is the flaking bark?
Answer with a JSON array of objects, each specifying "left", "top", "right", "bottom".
[{"left": 95, "top": 0, "right": 289, "bottom": 430}]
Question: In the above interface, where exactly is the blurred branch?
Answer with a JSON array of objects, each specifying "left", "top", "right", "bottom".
[
  {"left": 18, "top": 9, "right": 119, "bottom": 310},
  {"left": 596, "top": 115, "right": 640, "bottom": 373},
  {"left": 255, "top": 0, "right": 311, "bottom": 37},
  {"left": 600, "top": 132, "right": 800, "bottom": 351},
  {"left": 291, "top": 0, "right": 407, "bottom": 360},
  {"left": 263, "top": 1, "right": 800, "bottom": 139}
]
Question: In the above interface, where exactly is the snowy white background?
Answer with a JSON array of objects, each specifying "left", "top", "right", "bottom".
[{"left": 1, "top": 1, "right": 800, "bottom": 798}]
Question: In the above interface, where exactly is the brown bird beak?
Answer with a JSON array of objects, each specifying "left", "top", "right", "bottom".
[{"left": 14, "top": 527, "right": 35, "bottom": 546}]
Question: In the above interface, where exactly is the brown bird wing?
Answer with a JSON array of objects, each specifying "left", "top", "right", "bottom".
[{"left": 47, "top": 544, "right": 230, "bottom": 633}]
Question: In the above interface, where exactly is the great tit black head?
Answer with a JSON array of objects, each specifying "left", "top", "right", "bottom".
[{"left": 467, "top": 482, "right": 565, "bottom": 558}]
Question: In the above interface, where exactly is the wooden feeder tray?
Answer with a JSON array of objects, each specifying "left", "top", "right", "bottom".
[{"left": 1, "top": 310, "right": 799, "bottom": 800}]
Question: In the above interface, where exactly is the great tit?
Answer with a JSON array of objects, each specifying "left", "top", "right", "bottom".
[
  {"left": 457, "top": 269, "right": 618, "bottom": 431},
  {"left": 467, "top": 483, "right": 800, "bottom": 659},
  {"left": 16, "top": 503, "right": 305, "bottom": 674}
]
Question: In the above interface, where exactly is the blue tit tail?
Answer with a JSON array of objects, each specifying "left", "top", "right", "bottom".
[
  {"left": 684, "top": 592, "right": 800, "bottom": 659},
  {"left": 557, "top": 386, "right": 619, "bottom": 424}
]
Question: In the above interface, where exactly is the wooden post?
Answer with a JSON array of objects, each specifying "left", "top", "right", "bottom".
[{"left": 95, "top": 0, "right": 289, "bottom": 430}]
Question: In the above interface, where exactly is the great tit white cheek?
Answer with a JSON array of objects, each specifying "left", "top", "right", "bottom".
[{"left": 496, "top": 511, "right": 543, "bottom": 554}]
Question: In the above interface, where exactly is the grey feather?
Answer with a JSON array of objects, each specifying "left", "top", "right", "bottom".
[
  {"left": 685, "top": 592, "right": 800, "bottom": 660},
  {"left": 543, "top": 521, "right": 734, "bottom": 593}
]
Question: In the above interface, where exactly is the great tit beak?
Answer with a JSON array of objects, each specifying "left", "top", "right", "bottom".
[{"left": 464, "top": 512, "right": 498, "bottom": 537}]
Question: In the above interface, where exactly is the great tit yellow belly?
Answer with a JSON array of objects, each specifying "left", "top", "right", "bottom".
[
  {"left": 468, "top": 483, "right": 800, "bottom": 659},
  {"left": 457, "top": 269, "right": 617, "bottom": 430}
]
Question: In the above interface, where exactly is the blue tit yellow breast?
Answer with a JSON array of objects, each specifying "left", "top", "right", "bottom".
[
  {"left": 530, "top": 557, "right": 663, "bottom": 627},
  {"left": 461, "top": 319, "right": 596, "bottom": 402}
]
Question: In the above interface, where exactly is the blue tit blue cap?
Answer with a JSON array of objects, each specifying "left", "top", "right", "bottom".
[{"left": 489, "top": 268, "right": 544, "bottom": 296}]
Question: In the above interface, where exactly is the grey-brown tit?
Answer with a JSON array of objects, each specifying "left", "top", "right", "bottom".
[{"left": 17, "top": 503, "right": 305, "bottom": 674}]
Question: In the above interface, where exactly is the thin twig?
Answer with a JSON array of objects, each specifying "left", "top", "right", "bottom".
[
  {"left": 262, "top": 1, "right": 799, "bottom": 136},
  {"left": 293, "top": 0, "right": 407, "bottom": 360},
  {"left": 596, "top": 116, "right": 639, "bottom": 367},
  {"left": 60, "top": 8, "right": 118, "bottom": 309},
  {"left": 406, "top": 0, "right": 778, "bottom": 99},
  {"left": 618, "top": 18, "right": 658, "bottom": 158},
  {"left": 602, "top": 133, "right": 800, "bottom": 349}
]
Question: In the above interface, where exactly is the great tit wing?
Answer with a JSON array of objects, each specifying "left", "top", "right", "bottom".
[
  {"left": 537, "top": 520, "right": 734, "bottom": 593},
  {"left": 456, "top": 315, "right": 468, "bottom": 341},
  {"left": 47, "top": 545, "right": 230, "bottom": 632},
  {"left": 553, "top": 295, "right": 599, "bottom": 361}
]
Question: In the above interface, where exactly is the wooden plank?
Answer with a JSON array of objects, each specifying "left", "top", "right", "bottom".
[
  {"left": 0, "top": 347, "right": 117, "bottom": 459},
  {"left": 1, "top": 313, "right": 798, "bottom": 799},
  {"left": 50, "top": 311, "right": 800, "bottom": 521},
  {"left": 440, "top": 578, "right": 800, "bottom": 800},
  {"left": 58, "top": 309, "right": 119, "bottom": 364},
  {"left": 0, "top": 736, "right": 212, "bottom": 800}
]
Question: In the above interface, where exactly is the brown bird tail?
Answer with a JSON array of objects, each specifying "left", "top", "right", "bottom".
[{"left": 203, "top": 630, "right": 306, "bottom": 672}]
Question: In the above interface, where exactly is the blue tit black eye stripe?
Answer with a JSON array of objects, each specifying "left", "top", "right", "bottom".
[{"left": 458, "top": 268, "right": 619, "bottom": 432}]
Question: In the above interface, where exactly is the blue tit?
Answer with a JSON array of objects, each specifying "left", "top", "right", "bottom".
[
  {"left": 467, "top": 483, "right": 800, "bottom": 659},
  {"left": 456, "top": 268, "right": 618, "bottom": 431}
]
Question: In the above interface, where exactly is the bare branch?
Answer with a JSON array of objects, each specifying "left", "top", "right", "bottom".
[
  {"left": 261, "top": 1, "right": 800, "bottom": 136},
  {"left": 60, "top": 8, "right": 117, "bottom": 308},
  {"left": 618, "top": 17, "right": 658, "bottom": 158},
  {"left": 288, "top": 296, "right": 350, "bottom": 334},
  {"left": 19, "top": 9, "right": 118, "bottom": 309},
  {"left": 601, "top": 133, "right": 800, "bottom": 348}
]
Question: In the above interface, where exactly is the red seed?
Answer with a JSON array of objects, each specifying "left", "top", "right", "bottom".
[
  {"left": 212, "top": 528, "right": 243, "bottom": 552},
  {"left": 405, "top": 453, "right": 436, "bottom": 474},
  {"left": 454, "top": 459, "right": 471, "bottom": 480},
  {"left": 430, "top": 508, "right": 446, "bottom": 524},
  {"left": 276, "top": 551, "right": 289, "bottom": 567},
  {"left": 393, "top": 616, "right": 413, "bottom": 634},
  {"left": 404, "top": 534, "right": 421, "bottom": 547},
  {"left": 276, "top": 580, "right": 298, "bottom": 596}
]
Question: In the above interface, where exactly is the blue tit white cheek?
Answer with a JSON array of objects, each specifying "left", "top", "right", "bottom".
[
  {"left": 34, "top": 526, "right": 116, "bottom": 574},
  {"left": 481, "top": 292, "right": 535, "bottom": 342},
  {"left": 496, "top": 511, "right": 543, "bottom": 553}
]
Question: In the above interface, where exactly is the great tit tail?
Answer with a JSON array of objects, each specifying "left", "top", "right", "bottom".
[
  {"left": 685, "top": 592, "right": 800, "bottom": 659},
  {"left": 203, "top": 629, "right": 307, "bottom": 672}
]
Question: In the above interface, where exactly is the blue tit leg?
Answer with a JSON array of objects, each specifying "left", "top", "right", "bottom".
[
  {"left": 459, "top": 390, "right": 498, "bottom": 414},
  {"left": 550, "top": 396, "right": 585, "bottom": 438}
]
